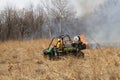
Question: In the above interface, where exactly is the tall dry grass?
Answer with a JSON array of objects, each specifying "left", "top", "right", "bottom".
[{"left": 0, "top": 40, "right": 120, "bottom": 80}]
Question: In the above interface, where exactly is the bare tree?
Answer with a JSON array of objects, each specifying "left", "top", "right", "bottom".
[
  {"left": 48, "top": 0, "right": 76, "bottom": 35},
  {"left": 0, "top": 0, "right": 77, "bottom": 41},
  {"left": 1, "top": 6, "right": 19, "bottom": 40},
  {"left": 34, "top": 5, "right": 46, "bottom": 38}
]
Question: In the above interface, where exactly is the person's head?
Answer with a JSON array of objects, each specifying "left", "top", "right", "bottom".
[
  {"left": 73, "top": 36, "right": 80, "bottom": 42},
  {"left": 57, "top": 38, "right": 61, "bottom": 42}
]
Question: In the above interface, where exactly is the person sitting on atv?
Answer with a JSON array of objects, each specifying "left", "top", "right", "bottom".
[
  {"left": 72, "top": 35, "right": 86, "bottom": 49},
  {"left": 56, "top": 38, "right": 62, "bottom": 52}
]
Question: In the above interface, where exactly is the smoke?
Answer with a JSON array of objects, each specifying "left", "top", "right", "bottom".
[
  {"left": 73, "top": 0, "right": 106, "bottom": 16},
  {"left": 74, "top": 0, "right": 120, "bottom": 46}
]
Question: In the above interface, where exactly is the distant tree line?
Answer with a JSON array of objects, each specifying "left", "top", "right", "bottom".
[
  {"left": 0, "top": 0, "right": 80, "bottom": 41},
  {"left": 0, "top": 0, "right": 116, "bottom": 41}
]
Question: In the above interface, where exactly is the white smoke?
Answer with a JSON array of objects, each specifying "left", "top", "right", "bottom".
[
  {"left": 72, "top": 0, "right": 106, "bottom": 16},
  {"left": 69, "top": 0, "right": 120, "bottom": 47},
  {"left": 80, "top": 0, "right": 120, "bottom": 46}
]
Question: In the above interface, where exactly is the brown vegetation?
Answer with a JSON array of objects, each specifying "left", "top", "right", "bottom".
[{"left": 0, "top": 40, "right": 120, "bottom": 80}]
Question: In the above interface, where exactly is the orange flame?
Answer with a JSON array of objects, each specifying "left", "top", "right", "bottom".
[{"left": 80, "top": 34, "right": 88, "bottom": 46}]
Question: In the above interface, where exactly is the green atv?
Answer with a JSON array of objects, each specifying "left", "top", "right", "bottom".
[{"left": 43, "top": 35, "right": 86, "bottom": 60}]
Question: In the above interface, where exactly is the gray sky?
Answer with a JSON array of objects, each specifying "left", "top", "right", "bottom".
[
  {"left": 0, "top": 0, "right": 41, "bottom": 9},
  {"left": 0, "top": 0, "right": 106, "bottom": 16}
]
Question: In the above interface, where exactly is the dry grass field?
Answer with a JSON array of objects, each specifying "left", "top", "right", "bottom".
[{"left": 0, "top": 40, "right": 120, "bottom": 80}]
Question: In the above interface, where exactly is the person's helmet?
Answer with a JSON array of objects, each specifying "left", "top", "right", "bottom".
[
  {"left": 74, "top": 36, "right": 80, "bottom": 41},
  {"left": 73, "top": 36, "right": 80, "bottom": 43},
  {"left": 57, "top": 38, "right": 61, "bottom": 42}
]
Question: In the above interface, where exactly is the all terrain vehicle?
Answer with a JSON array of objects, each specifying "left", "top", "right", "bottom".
[{"left": 43, "top": 34, "right": 88, "bottom": 59}]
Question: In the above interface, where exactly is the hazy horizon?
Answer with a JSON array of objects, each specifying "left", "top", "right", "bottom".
[{"left": 0, "top": 0, "right": 106, "bottom": 16}]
